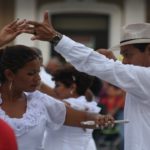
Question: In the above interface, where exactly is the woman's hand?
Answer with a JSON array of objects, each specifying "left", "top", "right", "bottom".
[
  {"left": 0, "top": 19, "right": 26, "bottom": 47},
  {"left": 91, "top": 114, "right": 114, "bottom": 129}
]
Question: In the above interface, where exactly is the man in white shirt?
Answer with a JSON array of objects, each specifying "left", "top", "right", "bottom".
[{"left": 24, "top": 11, "right": 150, "bottom": 150}]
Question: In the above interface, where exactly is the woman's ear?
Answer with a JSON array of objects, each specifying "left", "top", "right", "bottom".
[
  {"left": 70, "top": 83, "right": 77, "bottom": 95},
  {"left": 72, "top": 83, "right": 77, "bottom": 91},
  {"left": 4, "top": 69, "right": 14, "bottom": 81}
]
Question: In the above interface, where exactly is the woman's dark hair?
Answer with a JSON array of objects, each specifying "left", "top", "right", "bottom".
[
  {"left": 133, "top": 43, "right": 149, "bottom": 52},
  {"left": 0, "top": 45, "right": 39, "bottom": 83},
  {"left": 89, "top": 77, "right": 103, "bottom": 97},
  {"left": 52, "top": 65, "right": 94, "bottom": 96}
]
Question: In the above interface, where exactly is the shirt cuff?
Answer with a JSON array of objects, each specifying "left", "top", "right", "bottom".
[{"left": 55, "top": 35, "right": 76, "bottom": 55}]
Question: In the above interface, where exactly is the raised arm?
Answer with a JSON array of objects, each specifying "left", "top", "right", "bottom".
[
  {"left": 0, "top": 19, "right": 26, "bottom": 47},
  {"left": 23, "top": 11, "right": 150, "bottom": 100}
]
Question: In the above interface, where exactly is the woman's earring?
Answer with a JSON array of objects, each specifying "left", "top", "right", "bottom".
[
  {"left": 70, "top": 90, "right": 73, "bottom": 95},
  {"left": 9, "top": 81, "right": 12, "bottom": 91}
]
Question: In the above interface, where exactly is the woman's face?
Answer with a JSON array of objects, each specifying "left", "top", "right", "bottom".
[
  {"left": 54, "top": 81, "right": 74, "bottom": 100},
  {"left": 12, "top": 58, "right": 41, "bottom": 92}
]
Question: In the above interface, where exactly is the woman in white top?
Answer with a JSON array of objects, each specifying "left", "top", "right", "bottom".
[
  {"left": 44, "top": 65, "right": 100, "bottom": 150},
  {"left": 0, "top": 23, "right": 114, "bottom": 150}
]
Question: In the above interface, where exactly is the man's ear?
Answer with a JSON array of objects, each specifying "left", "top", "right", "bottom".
[{"left": 4, "top": 69, "right": 14, "bottom": 81}]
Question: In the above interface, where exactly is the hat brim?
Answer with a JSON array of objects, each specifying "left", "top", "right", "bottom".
[{"left": 109, "top": 38, "right": 150, "bottom": 51}]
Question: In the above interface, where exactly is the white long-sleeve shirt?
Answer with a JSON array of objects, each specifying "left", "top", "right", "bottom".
[{"left": 55, "top": 35, "right": 150, "bottom": 150}]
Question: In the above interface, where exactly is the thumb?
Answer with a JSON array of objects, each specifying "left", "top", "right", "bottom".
[{"left": 43, "top": 11, "right": 49, "bottom": 24}]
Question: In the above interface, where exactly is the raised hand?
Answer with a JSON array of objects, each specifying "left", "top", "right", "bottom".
[
  {"left": 0, "top": 19, "right": 26, "bottom": 47},
  {"left": 23, "top": 11, "right": 58, "bottom": 41}
]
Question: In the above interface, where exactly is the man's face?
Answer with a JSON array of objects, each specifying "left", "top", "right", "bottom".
[{"left": 120, "top": 44, "right": 150, "bottom": 67}]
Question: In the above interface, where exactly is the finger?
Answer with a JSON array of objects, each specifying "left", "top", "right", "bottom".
[
  {"left": 104, "top": 122, "right": 108, "bottom": 127},
  {"left": 31, "top": 35, "right": 40, "bottom": 40},
  {"left": 21, "top": 29, "right": 34, "bottom": 34},
  {"left": 16, "top": 19, "right": 26, "bottom": 26},
  {"left": 21, "top": 26, "right": 34, "bottom": 31},
  {"left": 98, "top": 115, "right": 105, "bottom": 126},
  {"left": 43, "top": 11, "right": 49, "bottom": 24},
  {"left": 26, "top": 21, "right": 41, "bottom": 26},
  {"left": 17, "top": 20, "right": 27, "bottom": 30},
  {"left": 15, "top": 30, "right": 22, "bottom": 36},
  {"left": 21, "top": 25, "right": 35, "bottom": 34},
  {"left": 7, "top": 19, "right": 19, "bottom": 28}
]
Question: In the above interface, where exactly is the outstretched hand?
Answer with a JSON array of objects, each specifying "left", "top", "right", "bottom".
[
  {"left": 94, "top": 114, "right": 114, "bottom": 129},
  {"left": 23, "top": 11, "right": 57, "bottom": 41},
  {"left": 0, "top": 19, "right": 27, "bottom": 47}
]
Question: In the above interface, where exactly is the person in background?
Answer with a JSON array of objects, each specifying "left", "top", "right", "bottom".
[
  {"left": 45, "top": 56, "right": 64, "bottom": 76},
  {"left": 44, "top": 65, "right": 101, "bottom": 150},
  {"left": 32, "top": 47, "right": 55, "bottom": 88},
  {"left": 97, "top": 82, "right": 125, "bottom": 150},
  {"left": 24, "top": 11, "right": 150, "bottom": 150},
  {"left": 96, "top": 49, "right": 125, "bottom": 150}
]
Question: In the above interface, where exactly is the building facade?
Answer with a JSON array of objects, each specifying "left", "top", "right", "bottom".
[{"left": 0, "top": 0, "right": 148, "bottom": 63}]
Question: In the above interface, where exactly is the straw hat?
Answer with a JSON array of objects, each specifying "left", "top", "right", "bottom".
[{"left": 110, "top": 23, "right": 150, "bottom": 51}]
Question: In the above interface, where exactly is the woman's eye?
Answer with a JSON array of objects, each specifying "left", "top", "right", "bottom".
[
  {"left": 27, "top": 71, "right": 36, "bottom": 76},
  {"left": 28, "top": 73, "right": 35, "bottom": 76}
]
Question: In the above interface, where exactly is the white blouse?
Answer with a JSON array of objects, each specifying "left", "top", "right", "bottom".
[
  {"left": 0, "top": 90, "right": 66, "bottom": 150},
  {"left": 44, "top": 96, "right": 100, "bottom": 150}
]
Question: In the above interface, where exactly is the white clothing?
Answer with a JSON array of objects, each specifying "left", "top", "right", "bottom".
[
  {"left": 44, "top": 96, "right": 100, "bottom": 150},
  {"left": 0, "top": 90, "right": 66, "bottom": 150},
  {"left": 40, "top": 66, "right": 55, "bottom": 88},
  {"left": 55, "top": 35, "right": 150, "bottom": 150}
]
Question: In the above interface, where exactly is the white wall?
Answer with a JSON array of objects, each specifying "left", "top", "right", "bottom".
[
  {"left": 14, "top": 0, "right": 37, "bottom": 47},
  {"left": 124, "top": 0, "right": 146, "bottom": 25}
]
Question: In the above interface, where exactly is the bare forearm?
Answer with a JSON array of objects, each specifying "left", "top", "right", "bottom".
[
  {"left": 39, "top": 82, "right": 57, "bottom": 98},
  {"left": 64, "top": 106, "right": 109, "bottom": 129}
]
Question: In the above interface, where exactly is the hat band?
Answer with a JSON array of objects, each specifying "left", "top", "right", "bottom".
[{"left": 120, "top": 38, "right": 150, "bottom": 44}]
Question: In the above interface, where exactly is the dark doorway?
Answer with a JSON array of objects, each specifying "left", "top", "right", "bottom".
[{"left": 50, "top": 13, "right": 109, "bottom": 58}]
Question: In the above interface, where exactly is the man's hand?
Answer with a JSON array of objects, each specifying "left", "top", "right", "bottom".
[
  {"left": 23, "top": 11, "right": 58, "bottom": 41},
  {"left": 96, "top": 48, "right": 117, "bottom": 61},
  {"left": 0, "top": 19, "right": 26, "bottom": 47}
]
